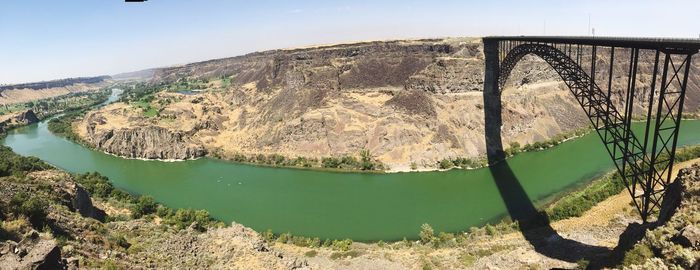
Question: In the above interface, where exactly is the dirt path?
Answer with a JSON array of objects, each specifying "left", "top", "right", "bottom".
[{"left": 552, "top": 157, "right": 700, "bottom": 235}]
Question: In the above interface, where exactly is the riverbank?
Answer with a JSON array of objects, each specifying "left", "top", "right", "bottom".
[
  {"left": 4, "top": 95, "right": 700, "bottom": 268},
  {"left": 7, "top": 116, "right": 700, "bottom": 241},
  {"left": 54, "top": 101, "right": 595, "bottom": 174},
  {"left": 3, "top": 140, "right": 699, "bottom": 269}
]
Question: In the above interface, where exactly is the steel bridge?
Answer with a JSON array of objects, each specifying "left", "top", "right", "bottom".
[{"left": 482, "top": 36, "right": 700, "bottom": 222}]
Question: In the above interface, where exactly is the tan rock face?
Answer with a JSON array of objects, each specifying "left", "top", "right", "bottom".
[
  {"left": 77, "top": 38, "right": 700, "bottom": 168},
  {"left": 85, "top": 124, "right": 206, "bottom": 160},
  {"left": 0, "top": 76, "right": 112, "bottom": 105}
]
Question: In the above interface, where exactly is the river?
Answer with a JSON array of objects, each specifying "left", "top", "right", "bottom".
[{"left": 2, "top": 89, "right": 700, "bottom": 241}]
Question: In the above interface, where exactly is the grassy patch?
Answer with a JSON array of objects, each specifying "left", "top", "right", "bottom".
[
  {"left": 459, "top": 253, "right": 477, "bottom": 267},
  {"left": 304, "top": 250, "right": 318, "bottom": 257},
  {"left": 142, "top": 107, "right": 158, "bottom": 118},
  {"left": 329, "top": 250, "right": 363, "bottom": 260}
]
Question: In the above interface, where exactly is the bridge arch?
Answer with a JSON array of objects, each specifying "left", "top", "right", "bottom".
[
  {"left": 497, "top": 43, "right": 589, "bottom": 91},
  {"left": 483, "top": 37, "right": 700, "bottom": 223}
]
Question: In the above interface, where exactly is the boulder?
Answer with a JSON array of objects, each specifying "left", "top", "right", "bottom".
[
  {"left": 69, "top": 183, "right": 106, "bottom": 221},
  {"left": 0, "top": 239, "right": 65, "bottom": 270}
]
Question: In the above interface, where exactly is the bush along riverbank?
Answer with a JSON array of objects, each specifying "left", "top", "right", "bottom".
[
  {"left": 434, "top": 127, "right": 592, "bottom": 171},
  {"left": 545, "top": 144, "right": 700, "bottom": 221},
  {"left": 211, "top": 148, "right": 388, "bottom": 173},
  {"left": 2, "top": 142, "right": 698, "bottom": 268}
]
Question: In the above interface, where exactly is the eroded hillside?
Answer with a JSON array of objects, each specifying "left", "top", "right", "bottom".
[
  {"left": 0, "top": 76, "right": 112, "bottom": 105},
  {"left": 76, "top": 38, "right": 700, "bottom": 169}
]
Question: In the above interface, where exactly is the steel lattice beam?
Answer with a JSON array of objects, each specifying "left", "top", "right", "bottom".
[{"left": 483, "top": 36, "right": 699, "bottom": 222}]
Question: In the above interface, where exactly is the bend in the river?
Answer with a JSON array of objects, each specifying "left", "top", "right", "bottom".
[{"left": 3, "top": 89, "right": 700, "bottom": 241}]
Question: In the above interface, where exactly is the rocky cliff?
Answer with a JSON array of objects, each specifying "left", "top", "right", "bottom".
[
  {"left": 0, "top": 110, "right": 40, "bottom": 133},
  {"left": 0, "top": 77, "right": 112, "bottom": 105},
  {"left": 77, "top": 38, "right": 700, "bottom": 167},
  {"left": 84, "top": 120, "right": 206, "bottom": 160}
]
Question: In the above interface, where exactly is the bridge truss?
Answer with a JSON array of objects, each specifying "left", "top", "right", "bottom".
[{"left": 483, "top": 36, "right": 700, "bottom": 222}]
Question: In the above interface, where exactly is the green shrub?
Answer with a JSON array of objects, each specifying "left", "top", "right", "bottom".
[
  {"left": 340, "top": 156, "right": 359, "bottom": 168},
  {"left": 0, "top": 146, "right": 51, "bottom": 177},
  {"left": 108, "top": 234, "right": 131, "bottom": 250},
  {"left": 9, "top": 192, "right": 48, "bottom": 227},
  {"left": 402, "top": 237, "right": 412, "bottom": 247},
  {"left": 484, "top": 224, "right": 497, "bottom": 236},
  {"left": 161, "top": 208, "right": 215, "bottom": 231},
  {"left": 304, "top": 250, "right": 318, "bottom": 257},
  {"left": 546, "top": 172, "right": 626, "bottom": 221},
  {"left": 576, "top": 259, "right": 590, "bottom": 270},
  {"left": 261, "top": 229, "right": 275, "bottom": 242},
  {"left": 268, "top": 154, "right": 286, "bottom": 165},
  {"left": 321, "top": 157, "right": 341, "bottom": 168},
  {"left": 622, "top": 243, "right": 654, "bottom": 267},
  {"left": 438, "top": 159, "right": 453, "bottom": 170},
  {"left": 419, "top": 223, "right": 435, "bottom": 244},
  {"left": 331, "top": 239, "right": 353, "bottom": 251},
  {"left": 359, "top": 149, "right": 375, "bottom": 170},
  {"left": 277, "top": 232, "right": 290, "bottom": 243},
  {"left": 130, "top": 196, "right": 157, "bottom": 219},
  {"left": 310, "top": 237, "right": 321, "bottom": 248},
  {"left": 322, "top": 238, "right": 332, "bottom": 247}
]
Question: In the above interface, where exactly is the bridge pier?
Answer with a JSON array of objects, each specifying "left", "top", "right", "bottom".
[{"left": 483, "top": 39, "right": 504, "bottom": 164}]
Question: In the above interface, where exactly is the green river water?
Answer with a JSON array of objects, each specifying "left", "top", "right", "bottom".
[{"left": 2, "top": 92, "right": 699, "bottom": 241}]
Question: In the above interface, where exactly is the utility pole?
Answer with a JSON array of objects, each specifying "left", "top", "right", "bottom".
[
  {"left": 543, "top": 20, "right": 546, "bottom": 35},
  {"left": 588, "top": 14, "right": 591, "bottom": 35}
]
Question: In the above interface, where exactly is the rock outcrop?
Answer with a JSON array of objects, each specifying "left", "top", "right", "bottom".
[
  {"left": 0, "top": 238, "right": 66, "bottom": 270},
  {"left": 15, "top": 110, "right": 40, "bottom": 125},
  {"left": 85, "top": 124, "right": 206, "bottom": 160},
  {"left": 603, "top": 164, "right": 700, "bottom": 269},
  {"left": 0, "top": 109, "right": 39, "bottom": 128}
]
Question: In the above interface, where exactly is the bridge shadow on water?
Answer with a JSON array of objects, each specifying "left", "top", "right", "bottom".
[{"left": 483, "top": 90, "right": 611, "bottom": 265}]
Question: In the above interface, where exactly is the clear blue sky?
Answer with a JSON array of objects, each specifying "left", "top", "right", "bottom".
[{"left": 1, "top": 0, "right": 699, "bottom": 84}]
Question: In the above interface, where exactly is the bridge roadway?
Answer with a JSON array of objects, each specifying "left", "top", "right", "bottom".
[{"left": 481, "top": 36, "right": 699, "bottom": 222}]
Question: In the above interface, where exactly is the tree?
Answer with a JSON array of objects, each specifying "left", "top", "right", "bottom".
[
  {"left": 509, "top": 142, "right": 521, "bottom": 154},
  {"left": 438, "top": 159, "right": 453, "bottom": 170},
  {"left": 359, "top": 149, "right": 374, "bottom": 170},
  {"left": 419, "top": 223, "right": 435, "bottom": 244},
  {"left": 321, "top": 157, "right": 341, "bottom": 168},
  {"left": 9, "top": 192, "right": 47, "bottom": 227},
  {"left": 131, "top": 196, "right": 157, "bottom": 218}
]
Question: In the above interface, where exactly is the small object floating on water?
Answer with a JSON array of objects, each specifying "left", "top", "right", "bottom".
[{"left": 238, "top": 182, "right": 242, "bottom": 185}]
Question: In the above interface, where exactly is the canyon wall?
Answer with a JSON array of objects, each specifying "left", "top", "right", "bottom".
[{"left": 79, "top": 38, "right": 700, "bottom": 169}]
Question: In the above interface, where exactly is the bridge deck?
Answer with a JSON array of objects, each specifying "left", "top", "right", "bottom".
[{"left": 484, "top": 36, "right": 700, "bottom": 52}]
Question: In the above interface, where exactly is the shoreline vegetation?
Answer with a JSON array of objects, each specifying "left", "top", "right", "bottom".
[
  {"left": 46, "top": 82, "right": 599, "bottom": 173},
  {"left": 4, "top": 136, "right": 699, "bottom": 250},
  {"left": 3, "top": 88, "right": 700, "bottom": 270},
  {"left": 44, "top": 82, "right": 700, "bottom": 174},
  {"left": 0, "top": 89, "right": 111, "bottom": 143}
]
